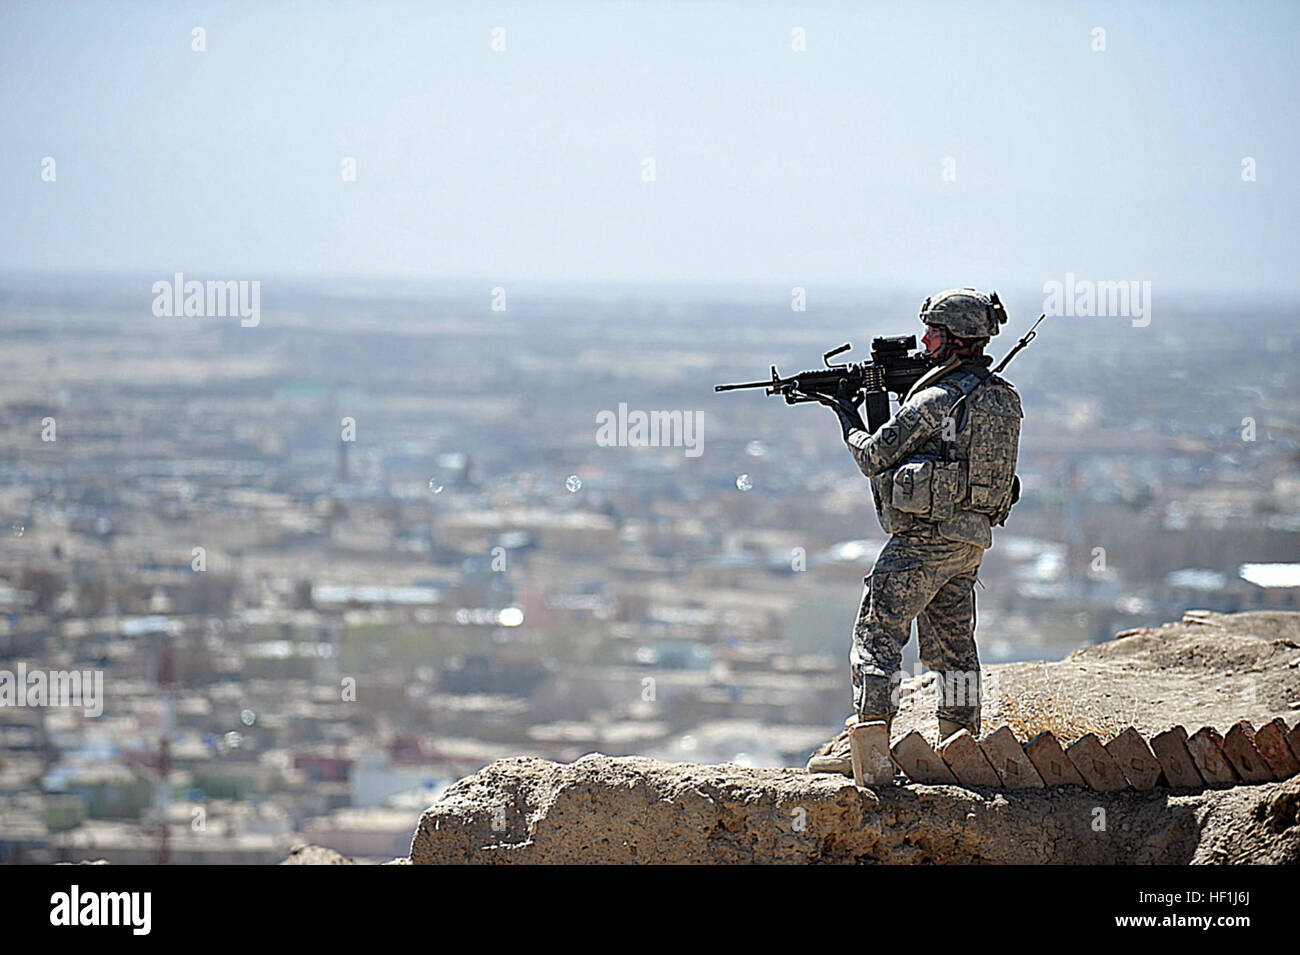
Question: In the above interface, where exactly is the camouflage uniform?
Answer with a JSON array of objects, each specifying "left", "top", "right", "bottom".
[
  {"left": 844, "top": 351, "right": 1022, "bottom": 732},
  {"left": 849, "top": 527, "right": 984, "bottom": 726}
]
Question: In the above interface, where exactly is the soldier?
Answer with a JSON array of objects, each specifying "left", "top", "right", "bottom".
[{"left": 806, "top": 288, "right": 1023, "bottom": 777}]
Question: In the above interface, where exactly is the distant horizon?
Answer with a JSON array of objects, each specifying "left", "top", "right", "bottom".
[{"left": 2, "top": 268, "right": 1297, "bottom": 315}]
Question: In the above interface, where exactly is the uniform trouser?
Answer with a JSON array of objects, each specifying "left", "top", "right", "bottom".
[{"left": 851, "top": 529, "right": 985, "bottom": 731}]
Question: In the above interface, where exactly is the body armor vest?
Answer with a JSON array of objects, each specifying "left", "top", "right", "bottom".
[{"left": 872, "top": 364, "right": 1022, "bottom": 548}]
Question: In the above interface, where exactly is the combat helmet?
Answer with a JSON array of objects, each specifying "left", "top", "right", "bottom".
[{"left": 919, "top": 288, "right": 1008, "bottom": 340}]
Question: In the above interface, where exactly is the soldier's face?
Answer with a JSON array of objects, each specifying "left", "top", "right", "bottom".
[{"left": 922, "top": 326, "right": 944, "bottom": 357}]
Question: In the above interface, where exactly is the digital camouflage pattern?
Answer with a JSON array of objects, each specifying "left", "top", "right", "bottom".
[
  {"left": 850, "top": 529, "right": 984, "bottom": 729},
  {"left": 841, "top": 354, "right": 1022, "bottom": 730},
  {"left": 847, "top": 358, "right": 1023, "bottom": 547},
  {"left": 961, "top": 371, "right": 1022, "bottom": 526},
  {"left": 918, "top": 287, "right": 1009, "bottom": 340}
]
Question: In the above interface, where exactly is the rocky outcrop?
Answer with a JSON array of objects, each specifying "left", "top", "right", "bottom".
[
  {"left": 279, "top": 845, "right": 356, "bottom": 864},
  {"left": 277, "top": 845, "right": 413, "bottom": 864},
  {"left": 409, "top": 753, "right": 1300, "bottom": 864}
]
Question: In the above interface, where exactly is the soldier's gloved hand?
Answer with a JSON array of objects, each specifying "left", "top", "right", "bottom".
[{"left": 811, "top": 393, "right": 865, "bottom": 441}]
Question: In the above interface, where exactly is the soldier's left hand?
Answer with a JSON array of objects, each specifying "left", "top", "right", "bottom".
[{"left": 806, "top": 392, "right": 865, "bottom": 439}]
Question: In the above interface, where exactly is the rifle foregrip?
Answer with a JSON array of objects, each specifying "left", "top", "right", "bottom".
[{"left": 863, "top": 391, "right": 891, "bottom": 434}]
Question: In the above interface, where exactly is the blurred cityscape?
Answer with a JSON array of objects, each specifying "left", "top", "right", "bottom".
[{"left": 1, "top": 275, "right": 1297, "bottom": 862}]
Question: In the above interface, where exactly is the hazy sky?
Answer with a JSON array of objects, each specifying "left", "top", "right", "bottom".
[{"left": 2, "top": 1, "right": 1298, "bottom": 293}]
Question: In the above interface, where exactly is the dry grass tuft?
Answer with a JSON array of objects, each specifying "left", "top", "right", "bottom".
[{"left": 992, "top": 687, "right": 1127, "bottom": 745}]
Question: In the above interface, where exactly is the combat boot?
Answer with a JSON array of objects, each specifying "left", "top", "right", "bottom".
[
  {"left": 938, "top": 717, "right": 974, "bottom": 743},
  {"left": 805, "top": 715, "right": 857, "bottom": 775},
  {"left": 806, "top": 714, "right": 892, "bottom": 777},
  {"left": 805, "top": 750, "right": 853, "bottom": 776}
]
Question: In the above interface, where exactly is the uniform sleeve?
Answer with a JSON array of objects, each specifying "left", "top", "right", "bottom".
[{"left": 844, "top": 385, "right": 953, "bottom": 477}]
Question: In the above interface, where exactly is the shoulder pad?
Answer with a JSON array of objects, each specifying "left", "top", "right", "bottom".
[{"left": 972, "top": 375, "right": 1023, "bottom": 417}]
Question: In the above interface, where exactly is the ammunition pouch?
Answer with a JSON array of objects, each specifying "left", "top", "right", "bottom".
[
  {"left": 890, "top": 459, "right": 965, "bottom": 522},
  {"left": 891, "top": 460, "right": 933, "bottom": 515}
]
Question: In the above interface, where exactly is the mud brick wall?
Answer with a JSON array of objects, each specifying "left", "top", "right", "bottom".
[{"left": 890, "top": 717, "right": 1300, "bottom": 792}]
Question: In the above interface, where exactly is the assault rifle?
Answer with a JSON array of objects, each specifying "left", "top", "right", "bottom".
[
  {"left": 713, "top": 315, "right": 1046, "bottom": 432},
  {"left": 713, "top": 335, "right": 935, "bottom": 432}
]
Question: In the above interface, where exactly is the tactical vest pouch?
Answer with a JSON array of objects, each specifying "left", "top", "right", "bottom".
[
  {"left": 968, "top": 482, "right": 1000, "bottom": 511},
  {"left": 891, "top": 460, "right": 933, "bottom": 515},
  {"left": 870, "top": 471, "right": 896, "bottom": 533},
  {"left": 964, "top": 387, "right": 1021, "bottom": 523},
  {"left": 929, "top": 460, "right": 965, "bottom": 523}
]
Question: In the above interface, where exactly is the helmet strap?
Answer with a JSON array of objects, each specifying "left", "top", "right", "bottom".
[
  {"left": 929, "top": 327, "right": 982, "bottom": 361},
  {"left": 950, "top": 335, "right": 982, "bottom": 357}
]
